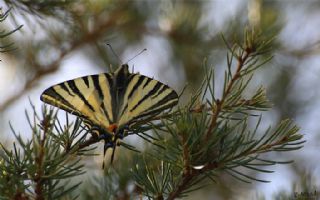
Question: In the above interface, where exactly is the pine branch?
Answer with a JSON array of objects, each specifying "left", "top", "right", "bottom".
[
  {"left": 34, "top": 114, "right": 48, "bottom": 200},
  {"left": 0, "top": 7, "right": 23, "bottom": 54},
  {"left": 132, "top": 30, "right": 304, "bottom": 200},
  {"left": 206, "top": 48, "right": 251, "bottom": 140},
  {"left": 0, "top": 105, "right": 86, "bottom": 199},
  {"left": 4, "top": 0, "right": 70, "bottom": 16}
]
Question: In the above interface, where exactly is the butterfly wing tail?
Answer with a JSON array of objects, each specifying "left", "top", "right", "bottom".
[{"left": 102, "top": 141, "right": 114, "bottom": 169}]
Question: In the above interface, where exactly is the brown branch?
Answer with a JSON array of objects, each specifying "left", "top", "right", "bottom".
[
  {"left": 34, "top": 115, "right": 51, "bottom": 200},
  {"left": 167, "top": 49, "right": 254, "bottom": 200},
  {"left": 181, "top": 133, "right": 190, "bottom": 176},
  {"left": 166, "top": 132, "right": 195, "bottom": 200},
  {"left": 14, "top": 191, "right": 29, "bottom": 200},
  {"left": 167, "top": 128, "right": 294, "bottom": 199},
  {"left": 0, "top": 11, "right": 121, "bottom": 112},
  {"left": 201, "top": 135, "right": 292, "bottom": 173},
  {"left": 167, "top": 175, "right": 193, "bottom": 200},
  {"left": 206, "top": 49, "right": 251, "bottom": 140}
]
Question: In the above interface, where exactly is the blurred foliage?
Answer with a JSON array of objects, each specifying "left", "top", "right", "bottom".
[
  {"left": 0, "top": 0, "right": 319, "bottom": 199},
  {"left": 0, "top": 7, "right": 22, "bottom": 53},
  {"left": 273, "top": 171, "right": 319, "bottom": 200}
]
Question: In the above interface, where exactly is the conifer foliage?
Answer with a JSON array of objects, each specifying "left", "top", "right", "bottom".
[
  {"left": 0, "top": 30, "right": 304, "bottom": 199},
  {"left": 0, "top": 7, "right": 22, "bottom": 54}
]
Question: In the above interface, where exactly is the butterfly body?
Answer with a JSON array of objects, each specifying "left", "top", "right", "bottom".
[{"left": 41, "top": 64, "right": 178, "bottom": 161}]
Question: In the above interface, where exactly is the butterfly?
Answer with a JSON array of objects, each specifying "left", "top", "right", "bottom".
[{"left": 40, "top": 64, "right": 178, "bottom": 164}]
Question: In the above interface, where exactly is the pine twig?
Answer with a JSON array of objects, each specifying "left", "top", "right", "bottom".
[
  {"left": 166, "top": 123, "right": 300, "bottom": 200},
  {"left": 206, "top": 48, "right": 251, "bottom": 140},
  {"left": 167, "top": 175, "right": 193, "bottom": 200},
  {"left": 34, "top": 114, "right": 51, "bottom": 200}
]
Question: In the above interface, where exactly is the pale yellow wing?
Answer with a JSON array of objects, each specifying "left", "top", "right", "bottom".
[
  {"left": 40, "top": 73, "right": 114, "bottom": 134},
  {"left": 118, "top": 73, "right": 178, "bottom": 128}
]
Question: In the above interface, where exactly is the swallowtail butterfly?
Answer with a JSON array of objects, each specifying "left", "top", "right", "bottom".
[{"left": 41, "top": 64, "right": 178, "bottom": 164}]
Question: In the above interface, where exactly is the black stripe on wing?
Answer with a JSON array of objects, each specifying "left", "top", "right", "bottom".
[
  {"left": 41, "top": 87, "right": 72, "bottom": 110},
  {"left": 143, "top": 78, "right": 152, "bottom": 88},
  {"left": 60, "top": 82, "right": 74, "bottom": 96},
  {"left": 128, "top": 76, "right": 145, "bottom": 99},
  {"left": 129, "top": 90, "right": 178, "bottom": 122},
  {"left": 40, "top": 86, "right": 88, "bottom": 119},
  {"left": 67, "top": 80, "right": 95, "bottom": 112},
  {"left": 92, "top": 75, "right": 104, "bottom": 99},
  {"left": 83, "top": 76, "right": 89, "bottom": 87},
  {"left": 148, "top": 90, "right": 178, "bottom": 111},
  {"left": 118, "top": 74, "right": 147, "bottom": 118},
  {"left": 101, "top": 96, "right": 112, "bottom": 123},
  {"left": 91, "top": 74, "right": 113, "bottom": 123},
  {"left": 118, "top": 73, "right": 178, "bottom": 128},
  {"left": 154, "top": 84, "right": 168, "bottom": 97},
  {"left": 130, "top": 81, "right": 162, "bottom": 112},
  {"left": 105, "top": 73, "right": 113, "bottom": 91}
]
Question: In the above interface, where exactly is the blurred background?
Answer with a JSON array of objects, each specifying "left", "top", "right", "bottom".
[{"left": 0, "top": 0, "right": 320, "bottom": 199}]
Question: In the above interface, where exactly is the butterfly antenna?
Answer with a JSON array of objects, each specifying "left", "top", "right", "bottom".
[
  {"left": 125, "top": 48, "right": 147, "bottom": 64},
  {"left": 106, "top": 43, "right": 123, "bottom": 64}
]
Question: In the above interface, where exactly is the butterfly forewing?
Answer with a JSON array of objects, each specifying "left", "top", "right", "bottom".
[
  {"left": 118, "top": 74, "right": 178, "bottom": 128},
  {"left": 41, "top": 74, "right": 114, "bottom": 134}
]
